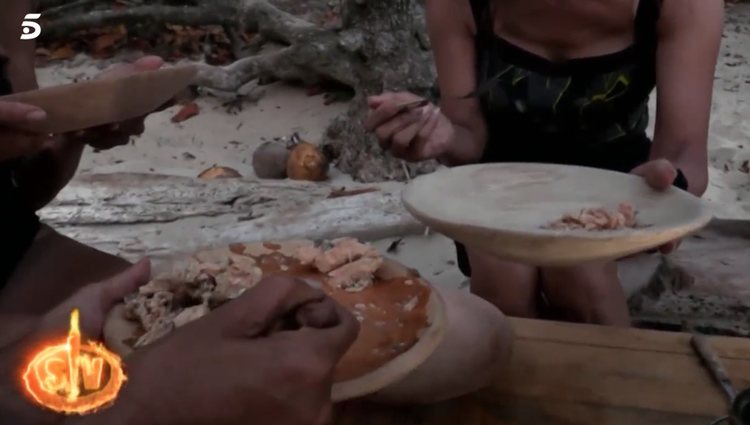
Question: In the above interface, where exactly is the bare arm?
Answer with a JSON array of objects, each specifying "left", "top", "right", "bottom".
[
  {"left": 1, "top": 0, "right": 87, "bottom": 211},
  {"left": 426, "top": 0, "right": 488, "bottom": 165},
  {"left": 651, "top": 0, "right": 723, "bottom": 196}
]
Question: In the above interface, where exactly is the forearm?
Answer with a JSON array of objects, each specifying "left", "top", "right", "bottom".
[{"left": 438, "top": 123, "right": 486, "bottom": 166}]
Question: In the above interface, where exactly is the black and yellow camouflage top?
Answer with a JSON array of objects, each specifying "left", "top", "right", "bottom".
[{"left": 469, "top": 0, "right": 661, "bottom": 173}]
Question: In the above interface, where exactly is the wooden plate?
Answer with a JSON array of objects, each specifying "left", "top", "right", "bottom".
[
  {"left": 0, "top": 65, "right": 197, "bottom": 134},
  {"left": 103, "top": 240, "right": 446, "bottom": 402},
  {"left": 402, "top": 163, "right": 713, "bottom": 266}
]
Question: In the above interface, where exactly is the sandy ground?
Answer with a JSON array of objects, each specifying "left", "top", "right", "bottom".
[{"left": 34, "top": 4, "right": 750, "bottom": 291}]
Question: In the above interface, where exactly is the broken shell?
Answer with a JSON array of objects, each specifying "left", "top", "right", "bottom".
[{"left": 198, "top": 165, "right": 242, "bottom": 180}]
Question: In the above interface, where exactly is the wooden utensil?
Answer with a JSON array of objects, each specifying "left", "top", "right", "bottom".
[
  {"left": 395, "top": 99, "right": 429, "bottom": 114},
  {"left": 402, "top": 163, "right": 713, "bottom": 266},
  {"left": 692, "top": 335, "right": 750, "bottom": 425},
  {"left": 0, "top": 65, "right": 197, "bottom": 134}
]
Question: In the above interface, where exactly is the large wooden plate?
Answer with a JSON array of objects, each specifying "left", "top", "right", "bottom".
[
  {"left": 402, "top": 163, "right": 713, "bottom": 266},
  {"left": 103, "top": 240, "right": 446, "bottom": 402},
  {"left": 0, "top": 65, "right": 197, "bottom": 134}
]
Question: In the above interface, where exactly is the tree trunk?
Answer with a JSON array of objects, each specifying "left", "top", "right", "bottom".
[{"left": 321, "top": 0, "right": 439, "bottom": 182}]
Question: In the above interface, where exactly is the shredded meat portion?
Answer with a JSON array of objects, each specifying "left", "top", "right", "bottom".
[
  {"left": 293, "top": 238, "right": 383, "bottom": 292},
  {"left": 544, "top": 203, "right": 638, "bottom": 231},
  {"left": 313, "top": 237, "right": 379, "bottom": 273},
  {"left": 123, "top": 252, "right": 264, "bottom": 348},
  {"left": 123, "top": 238, "right": 387, "bottom": 349},
  {"left": 328, "top": 257, "right": 384, "bottom": 292}
]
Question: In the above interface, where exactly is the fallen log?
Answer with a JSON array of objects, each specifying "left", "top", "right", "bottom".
[
  {"left": 39, "top": 173, "right": 424, "bottom": 263},
  {"left": 626, "top": 219, "right": 750, "bottom": 336},
  {"left": 39, "top": 174, "right": 750, "bottom": 336}
]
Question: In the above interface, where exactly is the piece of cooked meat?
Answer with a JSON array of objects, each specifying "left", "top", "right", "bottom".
[
  {"left": 212, "top": 275, "right": 257, "bottom": 305},
  {"left": 172, "top": 304, "right": 210, "bottom": 328},
  {"left": 327, "top": 256, "right": 384, "bottom": 292},
  {"left": 173, "top": 273, "right": 216, "bottom": 307},
  {"left": 314, "top": 238, "right": 379, "bottom": 273},
  {"left": 138, "top": 278, "right": 176, "bottom": 295},
  {"left": 294, "top": 245, "right": 323, "bottom": 266},
  {"left": 544, "top": 203, "right": 638, "bottom": 231},
  {"left": 134, "top": 316, "right": 175, "bottom": 348},
  {"left": 124, "top": 291, "right": 174, "bottom": 331}
]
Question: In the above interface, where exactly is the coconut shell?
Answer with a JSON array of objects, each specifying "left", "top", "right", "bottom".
[
  {"left": 197, "top": 165, "right": 242, "bottom": 180},
  {"left": 252, "top": 142, "right": 290, "bottom": 179},
  {"left": 287, "top": 142, "right": 329, "bottom": 181}
]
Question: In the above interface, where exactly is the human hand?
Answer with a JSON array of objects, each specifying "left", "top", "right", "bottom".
[
  {"left": 0, "top": 100, "right": 52, "bottom": 161},
  {"left": 0, "top": 260, "right": 150, "bottom": 425},
  {"left": 100, "top": 275, "right": 359, "bottom": 425},
  {"left": 68, "top": 56, "right": 166, "bottom": 150},
  {"left": 631, "top": 158, "right": 682, "bottom": 254},
  {"left": 364, "top": 92, "right": 455, "bottom": 162}
]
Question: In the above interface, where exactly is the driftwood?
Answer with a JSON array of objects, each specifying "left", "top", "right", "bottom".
[
  {"left": 626, "top": 219, "right": 750, "bottom": 336},
  {"left": 38, "top": 173, "right": 750, "bottom": 335},
  {"left": 39, "top": 173, "right": 425, "bottom": 263}
]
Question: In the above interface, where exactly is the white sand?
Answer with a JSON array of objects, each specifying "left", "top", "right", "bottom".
[{"left": 34, "top": 4, "right": 750, "bottom": 291}]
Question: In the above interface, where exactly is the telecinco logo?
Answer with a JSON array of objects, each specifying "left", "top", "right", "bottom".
[{"left": 20, "top": 13, "right": 42, "bottom": 40}]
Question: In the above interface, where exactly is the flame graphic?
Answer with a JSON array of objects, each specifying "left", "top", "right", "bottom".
[{"left": 22, "top": 309, "right": 126, "bottom": 415}]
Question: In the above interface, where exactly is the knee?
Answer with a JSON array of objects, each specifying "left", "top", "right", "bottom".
[
  {"left": 542, "top": 264, "right": 627, "bottom": 324},
  {"left": 469, "top": 273, "right": 538, "bottom": 319}
]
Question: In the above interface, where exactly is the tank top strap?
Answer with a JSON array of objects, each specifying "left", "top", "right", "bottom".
[{"left": 633, "top": 0, "right": 662, "bottom": 47}]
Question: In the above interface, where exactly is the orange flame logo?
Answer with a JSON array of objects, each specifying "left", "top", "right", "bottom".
[{"left": 22, "top": 309, "right": 126, "bottom": 415}]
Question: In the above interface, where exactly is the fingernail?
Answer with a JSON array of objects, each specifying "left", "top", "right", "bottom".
[
  {"left": 25, "top": 110, "right": 47, "bottom": 121},
  {"left": 433, "top": 107, "right": 441, "bottom": 116}
]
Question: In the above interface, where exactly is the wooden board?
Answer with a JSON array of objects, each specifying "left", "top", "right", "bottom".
[
  {"left": 0, "top": 66, "right": 196, "bottom": 134},
  {"left": 403, "top": 163, "right": 713, "bottom": 266},
  {"left": 334, "top": 318, "right": 748, "bottom": 424}
]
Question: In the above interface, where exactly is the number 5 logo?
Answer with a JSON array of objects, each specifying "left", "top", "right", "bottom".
[{"left": 20, "top": 13, "right": 42, "bottom": 40}]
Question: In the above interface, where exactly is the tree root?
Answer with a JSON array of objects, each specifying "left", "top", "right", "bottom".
[
  {"left": 41, "top": 0, "right": 437, "bottom": 182},
  {"left": 41, "top": 5, "right": 235, "bottom": 40}
]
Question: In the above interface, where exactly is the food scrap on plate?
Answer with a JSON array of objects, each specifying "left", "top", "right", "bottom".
[{"left": 543, "top": 202, "right": 638, "bottom": 231}]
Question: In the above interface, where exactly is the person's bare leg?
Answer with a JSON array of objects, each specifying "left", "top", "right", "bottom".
[
  {"left": 466, "top": 248, "right": 542, "bottom": 318},
  {"left": 540, "top": 261, "right": 631, "bottom": 326},
  {"left": 0, "top": 225, "right": 131, "bottom": 315}
]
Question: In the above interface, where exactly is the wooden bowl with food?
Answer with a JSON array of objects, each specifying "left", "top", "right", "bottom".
[{"left": 403, "top": 163, "right": 713, "bottom": 266}]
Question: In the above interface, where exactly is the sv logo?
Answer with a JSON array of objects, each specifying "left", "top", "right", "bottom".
[{"left": 20, "top": 13, "right": 42, "bottom": 40}]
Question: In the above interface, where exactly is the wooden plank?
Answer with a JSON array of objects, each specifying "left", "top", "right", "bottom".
[
  {"left": 334, "top": 319, "right": 749, "bottom": 424},
  {"left": 512, "top": 318, "right": 750, "bottom": 359}
]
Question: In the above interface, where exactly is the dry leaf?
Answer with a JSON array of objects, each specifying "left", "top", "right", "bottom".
[
  {"left": 92, "top": 34, "right": 118, "bottom": 54},
  {"left": 386, "top": 238, "right": 403, "bottom": 254},
  {"left": 48, "top": 45, "right": 76, "bottom": 60},
  {"left": 171, "top": 102, "right": 200, "bottom": 123}
]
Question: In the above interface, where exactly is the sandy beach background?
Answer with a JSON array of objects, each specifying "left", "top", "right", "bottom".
[{"left": 35, "top": 3, "right": 750, "bottom": 291}]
